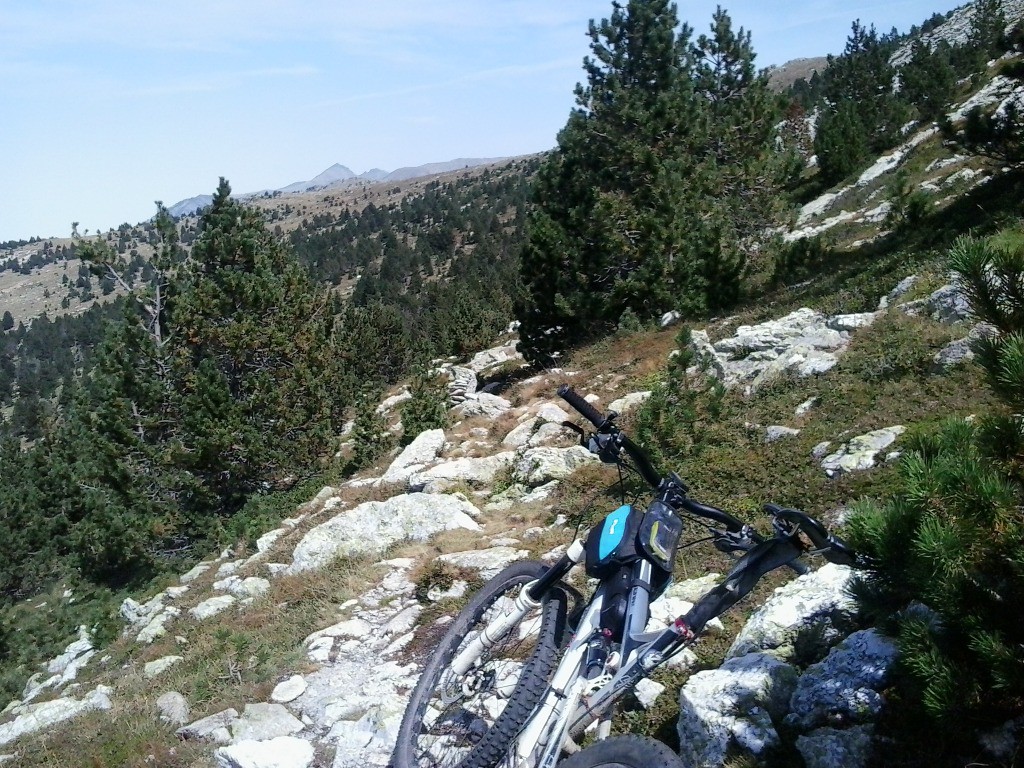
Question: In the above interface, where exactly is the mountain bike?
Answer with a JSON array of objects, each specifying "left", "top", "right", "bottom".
[{"left": 391, "top": 385, "right": 858, "bottom": 768}]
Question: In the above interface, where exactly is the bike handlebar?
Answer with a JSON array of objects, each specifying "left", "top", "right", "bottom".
[{"left": 556, "top": 385, "right": 855, "bottom": 570}]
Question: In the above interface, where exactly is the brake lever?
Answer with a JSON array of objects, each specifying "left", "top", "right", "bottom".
[
  {"left": 711, "top": 525, "right": 761, "bottom": 556},
  {"left": 587, "top": 432, "right": 622, "bottom": 464}
]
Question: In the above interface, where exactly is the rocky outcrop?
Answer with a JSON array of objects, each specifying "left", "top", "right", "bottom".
[
  {"left": 820, "top": 427, "right": 905, "bottom": 477},
  {"left": 286, "top": 493, "right": 482, "bottom": 574},
  {"left": 677, "top": 653, "right": 798, "bottom": 767},
  {"left": 692, "top": 308, "right": 879, "bottom": 394},
  {"left": 728, "top": 564, "right": 857, "bottom": 663}
]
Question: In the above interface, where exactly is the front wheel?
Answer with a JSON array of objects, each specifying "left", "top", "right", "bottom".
[
  {"left": 392, "top": 559, "right": 568, "bottom": 768},
  {"left": 556, "top": 735, "right": 685, "bottom": 768}
]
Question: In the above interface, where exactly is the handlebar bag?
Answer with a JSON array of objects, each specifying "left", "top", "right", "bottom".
[{"left": 585, "top": 504, "right": 643, "bottom": 578}]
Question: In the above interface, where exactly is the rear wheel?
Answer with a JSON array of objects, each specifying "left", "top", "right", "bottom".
[
  {"left": 392, "top": 560, "right": 568, "bottom": 768},
  {"left": 556, "top": 735, "right": 685, "bottom": 768}
]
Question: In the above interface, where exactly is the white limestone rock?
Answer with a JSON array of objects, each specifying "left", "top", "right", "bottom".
[
  {"left": 765, "top": 425, "right": 800, "bottom": 443},
  {"left": 513, "top": 446, "right": 598, "bottom": 487},
  {"left": 408, "top": 452, "right": 516, "bottom": 493},
  {"left": 677, "top": 653, "right": 798, "bottom": 767},
  {"left": 180, "top": 563, "right": 212, "bottom": 584},
  {"left": 821, "top": 426, "right": 905, "bottom": 477},
  {"left": 230, "top": 702, "right": 304, "bottom": 743},
  {"left": 534, "top": 402, "right": 571, "bottom": 424},
  {"left": 795, "top": 397, "right": 820, "bottom": 417},
  {"left": 438, "top": 547, "right": 528, "bottom": 579},
  {"left": 728, "top": 564, "right": 856, "bottom": 663},
  {"left": 635, "top": 679, "right": 666, "bottom": 709},
  {"left": 215, "top": 735, "right": 314, "bottom": 768},
  {"left": 380, "top": 429, "right": 446, "bottom": 485},
  {"left": 287, "top": 493, "right": 482, "bottom": 575},
  {"left": 827, "top": 312, "right": 879, "bottom": 332},
  {"left": 0, "top": 686, "right": 112, "bottom": 747},
  {"left": 451, "top": 393, "right": 512, "bottom": 420},
  {"left": 466, "top": 341, "right": 522, "bottom": 374},
  {"left": 501, "top": 421, "right": 535, "bottom": 448},
  {"left": 189, "top": 595, "right": 237, "bottom": 621},
  {"left": 608, "top": 391, "right": 652, "bottom": 413},
  {"left": 786, "top": 629, "right": 898, "bottom": 731},
  {"left": 271, "top": 675, "right": 308, "bottom": 704},
  {"left": 156, "top": 691, "right": 191, "bottom": 726},
  {"left": 144, "top": 655, "right": 184, "bottom": 679},
  {"left": 136, "top": 607, "right": 181, "bottom": 644},
  {"left": 177, "top": 708, "right": 240, "bottom": 744},
  {"left": 46, "top": 629, "right": 91, "bottom": 677},
  {"left": 695, "top": 308, "right": 858, "bottom": 393},
  {"left": 376, "top": 388, "right": 412, "bottom": 414},
  {"left": 227, "top": 577, "right": 271, "bottom": 600},
  {"left": 256, "top": 528, "right": 287, "bottom": 555}
]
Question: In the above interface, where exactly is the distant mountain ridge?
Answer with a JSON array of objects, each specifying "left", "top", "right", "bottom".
[{"left": 167, "top": 157, "right": 508, "bottom": 218}]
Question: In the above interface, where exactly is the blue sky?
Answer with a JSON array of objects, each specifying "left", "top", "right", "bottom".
[{"left": 0, "top": 0, "right": 964, "bottom": 242}]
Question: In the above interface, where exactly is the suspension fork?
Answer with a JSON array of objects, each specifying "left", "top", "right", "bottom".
[{"left": 450, "top": 541, "right": 584, "bottom": 676}]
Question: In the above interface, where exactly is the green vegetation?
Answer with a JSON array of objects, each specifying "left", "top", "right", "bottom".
[
  {"left": 517, "top": 2, "right": 791, "bottom": 365},
  {"left": 3, "top": 1, "right": 1024, "bottom": 762},
  {"left": 847, "top": 231, "right": 1024, "bottom": 760}
]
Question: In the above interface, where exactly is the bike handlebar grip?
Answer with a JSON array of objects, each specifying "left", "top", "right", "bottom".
[{"left": 557, "top": 384, "right": 606, "bottom": 428}]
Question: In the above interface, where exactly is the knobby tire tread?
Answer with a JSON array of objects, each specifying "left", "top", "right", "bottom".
[{"left": 392, "top": 559, "right": 568, "bottom": 768}]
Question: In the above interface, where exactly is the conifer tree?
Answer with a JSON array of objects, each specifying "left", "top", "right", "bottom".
[
  {"left": 518, "top": 1, "right": 787, "bottom": 364},
  {"left": 899, "top": 40, "right": 956, "bottom": 122},
  {"left": 518, "top": 0, "right": 690, "bottom": 363},
  {"left": 815, "top": 21, "right": 908, "bottom": 184},
  {"left": 847, "top": 231, "right": 1024, "bottom": 741},
  {"left": 171, "top": 179, "right": 343, "bottom": 511}
]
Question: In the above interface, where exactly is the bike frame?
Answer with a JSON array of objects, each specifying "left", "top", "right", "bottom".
[{"left": 466, "top": 545, "right": 700, "bottom": 768}]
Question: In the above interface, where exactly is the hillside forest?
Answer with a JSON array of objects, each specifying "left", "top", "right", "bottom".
[{"left": 1, "top": 0, "right": 1024, "bottom": 763}]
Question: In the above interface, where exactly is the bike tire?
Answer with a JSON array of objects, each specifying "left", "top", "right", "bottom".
[
  {"left": 556, "top": 735, "right": 685, "bottom": 768},
  {"left": 392, "top": 559, "right": 569, "bottom": 768}
]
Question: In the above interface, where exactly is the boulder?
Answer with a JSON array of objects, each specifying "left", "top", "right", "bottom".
[
  {"left": 438, "top": 547, "right": 529, "bottom": 579},
  {"left": 380, "top": 428, "right": 446, "bottom": 484},
  {"left": 156, "top": 691, "right": 190, "bottom": 726},
  {"left": 178, "top": 708, "right": 240, "bottom": 743},
  {"left": 136, "top": 607, "right": 181, "bottom": 644},
  {"left": 286, "top": 493, "right": 482, "bottom": 574},
  {"left": 608, "top": 392, "right": 652, "bottom": 414},
  {"left": 271, "top": 675, "right": 308, "bottom": 704},
  {"left": 451, "top": 393, "right": 512, "bottom": 420},
  {"left": 786, "top": 629, "right": 898, "bottom": 731},
  {"left": 677, "top": 653, "right": 798, "bottom": 767},
  {"left": 229, "top": 703, "right": 304, "bottom": 743},
  {"left": 144, "top": 655, "right": 184, "bottom": 679},
  {"left": 765, "top": 425, "right": 800, "bottom": 443},
  {"left": 796, "top": 725, "right": 875, "bottom": 768},
  {"left": 728, "top": 564, "right": 856, "bottom": 663},
  {"left": 0, "top": 686, "right": 112, "bottom": 747},
  {"left": 820, "top": 426, "right": 905, "bottom": 477},
  {"left": 465, "top": 341, "right": 522, "bottom": 374},
  {"left": 227, "top": 577, "right": 271, "bottom": 600},
  {"left": 408, "top": 452, "right": 516, "bottom": 493},
  {"left": 189, "top": 596, "right": 236, "bottom": 621},
  {"left": 513, "top": 446, "right": 597, "bottom": 487},
  {"left": 214, "top": 736, "right": 314, "bottom": 768}
]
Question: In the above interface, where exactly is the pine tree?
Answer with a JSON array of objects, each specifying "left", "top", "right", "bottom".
[
  {"left": 517, "top": 0, "right": 690, "bottom": 364},
  {"left": 847, "top": 231, "right": 1024, "bottom": 742},
  {"left": 170, "top": 179, "right": 344, "bottom": 512},
  {"left": 518, "top": 2, "right": 787, "bottom": 364},
  {"left": 899, "top": 40, "right": 956, "bottom": 122},
  {"left": 815, "top": 21, "right": 908, "bottom": 184}
]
